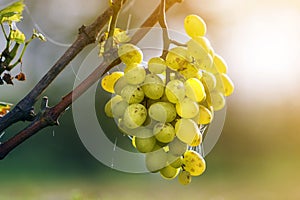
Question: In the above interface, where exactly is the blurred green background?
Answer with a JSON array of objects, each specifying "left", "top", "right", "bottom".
[{"left": 1, "top": 0, "right": 300, "bottom": 199}]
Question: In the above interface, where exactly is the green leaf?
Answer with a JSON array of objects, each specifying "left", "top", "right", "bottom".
[
  {"left": 10, "top": 29, "right": 25, "bottom": 44},
  {"left": 0, "top": 0, "right": 25, "bottom": 23}
]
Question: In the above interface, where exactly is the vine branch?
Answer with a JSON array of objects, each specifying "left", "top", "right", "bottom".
[{"left": 0, "top": 0, "right": 182, "bottom": 159}]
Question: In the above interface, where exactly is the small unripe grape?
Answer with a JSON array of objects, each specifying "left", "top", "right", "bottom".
[
  {"left": 118, "top": 43, "right": 143, "bottom": 65},
  {"left": 101, "top": 72, "right": 124, "bottom": 93},
  {"left": 178, "top": 170, "right": 192, "bottom": 185},
  {"left": 184, "top": 14, "right": 207, "bottom": 38},
  {"left": 148, "top": 57, "right": 166, "bottom": 74},
  {"left": 153, "top": 123, "right": 175, "bottom": 143},
  {"left": 123, "top": 103, "right": 147, "bottom": 129},
  {"left": 176, "top": 97, "right": 199, "bottom": 118},
  {"left": 148, "top": 102, "right": 177, "bottom": 123},
  {"left": 142, "top": 74, "right": 164, "bottom": 100},
  {"left": 121, "top": 85, "right": 144, "bottom": 104}
]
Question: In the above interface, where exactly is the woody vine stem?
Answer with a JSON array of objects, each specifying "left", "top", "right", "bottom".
[{"left": 0, "top": 0, "right": 182, "bottom": 159}]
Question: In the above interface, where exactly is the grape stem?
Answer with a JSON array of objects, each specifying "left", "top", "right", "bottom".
[{"left": 0, "top": 0, "right": 182, "bottom": 160}]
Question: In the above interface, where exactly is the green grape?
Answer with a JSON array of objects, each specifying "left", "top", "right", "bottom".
[
  {"left": 166, "top": 47, "right": 192, "bottom": 70},
  {"left": 169, "top": 155, "right": 183, "bottom": 168},
  {"left": 104, "top": 95, "right": 123, "bottom": 118},
  {"left": 135, "top": 136, "right": 157, "bottom": 153},
  {"left": 141, "top": 74, "right": 165, "bottom": 100},
  {"left": 183, "top": 150, "right": 206, "bottom": 176},
  {"left": 121, "top": 85, "right": 144, "bottom": 104},
  {"left": 196, "top": 105, "right": 213, "bottom": 125},
  {"left": 101, "top": 72, "right": 124, "bottom": 93},
  {"left": 220, "top": 73, "right": 234, "bottom": 96},
  {"left": 114, "top": 76, "right": 128, "bottom": 95},
  {"left": 175, "top": 118, "right": 200, "bottom": 145},
  {"left": 153, "top": 123, "right": 175, "bottom": 143},
  {"left": 210, "top": 91, "right": 226, "bottom": 111},
  {"left": 178, "top": 62, "right": 202, "bottom": 79},
  {"left": 145, "top": 148, "right": 168, "bottom": 172},
  {"left": 148, "top": 102, "right": 177, "bottom": 123},
  {"left": 184, "top": 78, "right": 206, "bottom": 102},
  {"left": 184, "top": 14, "right": 207, "bottom": 38},
  {"left": 111, "top": 100, "right": 129, "bottom": 118},
  {"left": 160, "top": 165, "right": 180, "bottom": 180},
  {"left": 214, "top": 54, "right": 228, "bottom": 74},
  {"left": 178, "top": 170, "right": 192, "bottom": 185},
  {"left": 123, "top": 104, "right": 147, "bottom": 129},
  {"left": 168, "top": 137, "right": 188, "bottom": 157},
  {"left": 165, "top": 80, "right": 185, "bottom": 104},
  {"left": 124, "top": 63, "right": 146, "bottom": 85},
  {"left": 118, "top": 43, "right": 143, "bottom": 65},
  {"left": 176, "top": 97, "right": 199, "bottom": 118},
  {"left": 201, "top": 71, "right": 216, "bottom": 91},
  {"left": 148, "top": 57, "right": 166, "bottom": 74}
]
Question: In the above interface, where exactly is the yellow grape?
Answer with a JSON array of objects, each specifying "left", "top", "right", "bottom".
[
  {"left": 220, "top": 73, "right": 234, "bottom": 96},
  {"left": 184, "top": 14, "right": 207, "bottom": 38},
  {"left": 201, "top": 71, "right": 216, "bottom": 92},
  {"left": 123, "top": 103, "right": 147, "bottom": 129},
  {"left": 178, "top": 170, "right": 192, "bottom": 185},
  {"left": 190, "top": 132, "right": 202, "bottom": 147},
  {"left": 160, "top": 165, "right": 180, "bottom": 180},
  {"left": 104, "top": 95, "right": 123, "bottom": 118},
  {"left": 193, "top": 105, "right": 213, "bottom": 125},
  {"left": 169, "top": 156, "right": 184, "bottom": 168},
  {"left": 214, "top": 54, "right": 228, "bottom": 74},
  {"left": 148, "top": 57, "right": 166, "bottom": 74},
  {"left": 183, "top": 150, "right": 206, "bottom": 176},
  {"left": 168, "top": 137, "right": 188, "bottom": 157},
  {"left": 178, "top": 62, "right": 202, "bottom": 79},
  {"left": 131, "top": 136, "right": 136, "bottom": 148},
  {"left": 118, "top": 43, "right": 143, "bottom": 65},
  {"left": 184, "top": 78, "right": 206, "bottom": 102},
  {"left": 113, "top": 76, "right": 128, "bottom": 95},
  {"left": 148, "top": 102, "right": 177, "bottom": 123},
  {"left": 121, "top": 85, "right": 144, "bottom": 104},
  {"left": 135, "top": 136, "right": 157, "bottom": 153},
  {"left": 142, "top": 74, "right": 165, "bottom": 100},
  {"left": 175, "top": 118, "right": 200, "bottom": 145},
  {"left": 145, "top": 148, "right": 168, "bottom": 172},
  {"left": 165, "top": 80, "right": 185, "bottom": 104},
  {"left": 124, "top": 63, "right": 146, "bottom": 85},
  {"left": 176, "top": 97, "right": 199, "bottom": 119},
  {"left": 210, "top": 91, "right": 226, "bottom": 111},
  {"left": 153, "top": 123, "right": 176, "bottom": 143},
  {"left": 111, "top": 100, "right": 129, "bottom": 118},
  {"left": 166, "top": 47, "right": 192, "bottom": 70},
  {"left": 101, "top": 71, "right": 124, "bottom": 93}
]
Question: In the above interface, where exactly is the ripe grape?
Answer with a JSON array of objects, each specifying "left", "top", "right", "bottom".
[
  {"left": 166, "top": 47, "right": 192, "bottom": 70},
  {"left": 160, "top": 165, "right": 180, "bottom": 180},
  {"left": 169, "top": 155, "right": 183, "bottom": 168},
  {"left": 184, "top": 78, "right": 206, "bottom": 102},
  {"left": 153, "top": 123, "right": 175, "bottom": 143},
  {"left": 124, "top": 63, "right": 146, "bottom": 85},
  {"left": 104, "top": 95, "right": 123, "bottom": 118},
  {"left": 193, "top": 105, "right": 213, "bottom": 125},
  {"left": 175, "top": 118, "right": 200, "bottom": 145},
  {"left": 214, "top": 54, "right": 228, "bottom": 74},
  {"left": 190, "top": 132, "right": 202, "bottom": 147},
  {"left": 176, "top": 97, "right": 199, "bottom": 119},
  {"left": 220, "top": 73, "right": 234, "bottom": 96},
  {"left": 148, "top": 102, "right": 177, "bottom": 123},
  {"left": 118, "top": 43, "right": 143, "bottom": 65},
  {"left": 101, "top": 72, "right": 124, "bottom": 93},
  {"left": 201, "top": 71, "right": 216, "bottom": 91},
  {"left": 142, "top": 74, "right": 165, "bottom": 100},
  {"left": 148, "top": 57, "right": 166, "bottom": 74},
  {"left": 168, "top": 137, "right": 188, "bottom": 157},
  {"left": 210, "top": 91, "right": 226, "bottom": 111},
  {"left": 135, "top": 136, "right": 157, "bottom": 153},
  {"left": 165, "top": 80, "right": 185, "bottom": 104},
  {"left": 121, "top": 85, "right": 144, "bottom": 104},
  {"left": 183, "top": 150, "right": 206, "bottom": 176},
  {"left": 111, "top": 100, "right": 129, "bottom": 118},
  {"left": 145, "top": 148, "right": 168, "bottom": 172},
  {"left": 178, "top": 62, "right": 201, "bottom": 79},
  {"left": 178, "top": 170, "right": 192, "bottom": 185},
  {"left": 123, "top": 103, "right": 147, "bottom": 129},
  {"left": 114, "top": 76, "right": 128, "bottom": 95},
  {"left": 184, "top": 14, "right": 207, "bottom": 38}
]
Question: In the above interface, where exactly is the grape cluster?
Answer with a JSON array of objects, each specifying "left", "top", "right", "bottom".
[{"left": 101, "top": 14, "right": 234, "bottom": 185}]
